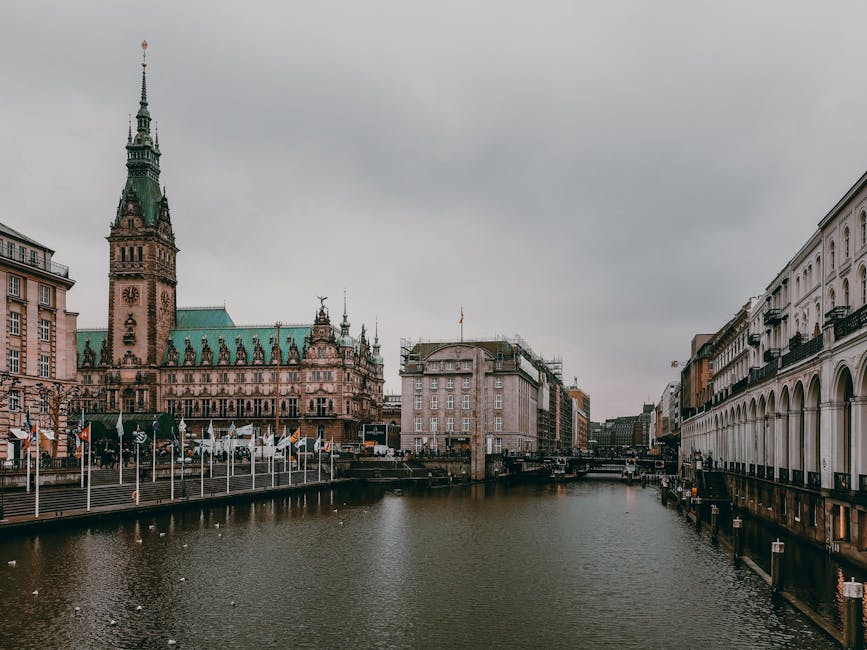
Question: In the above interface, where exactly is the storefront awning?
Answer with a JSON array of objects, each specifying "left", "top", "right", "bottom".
[{"left": 9, "top": 428, "right": 27, "bottom": 440}]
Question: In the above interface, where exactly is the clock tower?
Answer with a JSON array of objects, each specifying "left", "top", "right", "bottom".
[{"left": 106, "top": 42, "right": 177, "bottom": 377}]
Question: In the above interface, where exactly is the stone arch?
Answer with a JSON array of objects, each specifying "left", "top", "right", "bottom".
[
  {"left": 791, "top": 381, "right": 806, "bottom": 479},
  {"left": 833, "top": 364, "right": 854, "bottom": 483},
  {"left": 748, "top": 398, "right": 758, "bottom": 473},
  {"left": 806, "top": 374, "right": 822, "bottom": 479},
  {"left": 780, "top": 385, "right": 790, "bottom": 476}
]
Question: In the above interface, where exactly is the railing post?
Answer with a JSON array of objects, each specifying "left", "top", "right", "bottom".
[
  {"left": 843, "top": 578, "right": 864, "bottom": 650},
  {"left": 771, "top": 539, "right": 784, "bottom": 592},
  {"left": 732, "top": 517, "right": 743, "bottom": 561}
]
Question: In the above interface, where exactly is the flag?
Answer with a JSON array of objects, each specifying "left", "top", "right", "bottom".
[
  {"left": 289, "top": 428, "right": 300, "bottom": 445},
  {"left": 324, "top": 440, "right": 332, "bottom": 453},
  {"left": 227, "top": 422, "right": 237, "bottom": 438},
  {"left": 459, "top": 307, "right": 464, "bottom": 325},
  {"left": 207, "top": 420, "right": 215, "bottom": 439},
  {"left": 133, "top": 426, "right": 148, "bottom": 445},
  {"left": 314, "top": 437, "right": 322, "bottom": 452},
  {"left": 116, "top": 411, "right": 124, "bottom": 438},
  {"left": 152, "top": 415, "right": 160, "bottom": 439},
  {"left": 79, "top": 423, "right": 91, "bottom": 443},
  {"left": 23, "top": 408, "right": 36, "bottom": 451},
  {"left": 295, "top": 437, "right": 307, "bottom": 451},
  {"left": 236, "top": 424, "right": 254, "bottom": 436}
]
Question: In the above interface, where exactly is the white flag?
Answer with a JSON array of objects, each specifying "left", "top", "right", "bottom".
[
  {"left": 116, "top": 411, "right": 124, "bottom": 438},
  {"left": 207, "top": 420, "right": 215, "bottom": 439}
]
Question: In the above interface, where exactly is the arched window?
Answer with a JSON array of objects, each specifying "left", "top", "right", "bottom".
[
  {"left": 830, "top": 241, "right": 836, "bottom": 270},
  {"left": 843, "top": 278, "right": 849, "bottom": 306},
  {"left": 830, "top": 288, "right": 836, "bottom": 309},
  {"left": 844, "top": 227, "right": 850, "bottom": 259},
  {"left": 861, "top": 266, "right": 866, "bottom": 305}
]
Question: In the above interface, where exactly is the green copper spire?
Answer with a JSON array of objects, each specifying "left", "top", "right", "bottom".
[{"left": 117, "top": 40, "right": 164, "bottom": 227}]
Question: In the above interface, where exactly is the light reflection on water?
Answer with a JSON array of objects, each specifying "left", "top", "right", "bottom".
[{"left": 0, "top": 481, "right": 835, "bottom": 649}]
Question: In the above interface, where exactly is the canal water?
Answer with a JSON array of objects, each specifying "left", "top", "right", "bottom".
[{"left": 0, "top": 479, "right": 834, "bottom": 649}]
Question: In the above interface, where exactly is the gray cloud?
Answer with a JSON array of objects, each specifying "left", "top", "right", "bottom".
[{"left": 3, "top": 2, "right": 867, "bottom": 419}]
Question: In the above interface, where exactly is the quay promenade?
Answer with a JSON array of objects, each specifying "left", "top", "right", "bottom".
[{"left": 0, "top": 460, "right": 346, "bottom": 534}]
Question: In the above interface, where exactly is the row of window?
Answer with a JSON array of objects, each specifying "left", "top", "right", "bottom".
[
  {"left": 414, "top": 394, "right": 504, "bottom": 410},
  {"left": 412, "top": 437, "right": 504, "bottom": 453},
  {"left": 414, "top": 416, "right": 486, "bottom": 432},
  {"left": 7, "top": 275, "right": 53, "bottom": 305},
  {"left": 6, "top": 350, "right": 49, "bottom": 376},
  {"left": 414, "top": 377, "right": 503, "bottom": 391},
  {"left": 163, "top": 396, "right": 353, "bottom": 419},
  {"left": 3, "top": 242, "right": 41, "bottom": 267},
  {"left": 9, "top": 314, "right": 52, "bottom": 340},
  {"left": 163, "top": 370, "right": 349, "bottom": 385}
]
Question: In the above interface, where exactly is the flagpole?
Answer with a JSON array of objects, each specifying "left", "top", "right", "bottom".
[
  {"left": 200, "top": 433, "right": 204, "bottom": 498},
  {"left": 86, "top": 428, "right": 92, "bottom": 511},
  {"left": 34, "top": 425, "right": 40, "bottom": 518},
  {"left": 330, "top": 438, "right": 334, "bottom": 480},
  {"left": 209, "top": 422, "right": 214, "bottom": 479},
  {"left": 25, "top": 438, "right": 30, "bottom": 494},
  {"left": 226, "top": 432, "right": 230, "bottom": 494},
  {"left": 80, "top": 408, "right": 85, "bottom": 488},
  {"left": 251, "top": 429, "right": 255, "bottom": 491},
  {"left": 270, "top": 427, "right": 275, "bottom": 488},
  {"left": 152, "top": 434, "right": 156, "bottom": 483},
  {"left": 118, "top": 412, "right": 123, "bottom": 486},
  {"left": 318, "top": 441, "right": 322, "bottom": 483},
  {"left": 135, "top": 442, "right": 140, "bottom": 505},
  {"left": 304, "top": 445, "right": 307, "bottom": 484},
  {"left": 170, "top": 441, "right": 175, "bottom": 501}
]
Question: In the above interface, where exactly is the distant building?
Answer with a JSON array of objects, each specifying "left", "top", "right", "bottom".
[
  {"left": 398, "top": 337, "right": 572, "bottom": 462},
  {"left": 567, "top": 386, "right": 590, "bottom": 450},
  {"left": 0, "top": 223, "right": 78, "bottom": 460}
]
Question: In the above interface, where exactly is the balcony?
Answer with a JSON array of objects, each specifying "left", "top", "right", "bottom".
[
  {"left": 763, "top": 309, "right": 783, "bottom": 327},
  {"left": 748, "top": 333, "right": 761, "bottom": 347},
  {"left": 825, "top": 306, "right": 850, "bottom": 325},
  {"left": 834, "top": 303, "right": 867, "bottom": 341},
  {"left": 807, "top": 471, "right": 821, "bottom": 489},
  {"left": 763, "top": 348, "right": 781, "bottom": 363},
  {"left": 748, "top": 359, "right": 779, "bottom": 386},
  {"left": 792, "top": 469, "right": 804, "bottom": 485},
  {"left": 781, "top": 334, "right": 823, "bottom": 369},
  {"left": 788, "top": 333, "right": 804, "bottom": 349},
  {"left": 834, "top": 472, "right": 851, "bottom": 491},
  {"left": 0, "top": 245, "right": 70, "bottom": 279}
]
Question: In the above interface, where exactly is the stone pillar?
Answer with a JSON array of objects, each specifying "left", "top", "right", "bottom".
[
  {"left": 771, "top": 539, "right": 785, "bottom": 592},
  {"left": 852, "top": 398, "right": 867, "bottom": 486},
  {"left": 773, "top": 412, "right": 783, "bottom": 480},
  {"left": 804, "top": 406, "right": 818, "bottom": 483},
  {"left": 821, "top": 402, "right": 837, "bottom": 490},
  {"left": 732, "top": 517, "right": 743, "bottom": 560},
  {"left": 790, "top": 409, "right": 803, "bottom": 477},
  {"left": 843, "top": 578, "right": 864, "bottom": 650}
]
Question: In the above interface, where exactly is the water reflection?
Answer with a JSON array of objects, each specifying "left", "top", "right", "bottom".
[{"left": 0, "top": 481, "right": 836, "bottom": 649}]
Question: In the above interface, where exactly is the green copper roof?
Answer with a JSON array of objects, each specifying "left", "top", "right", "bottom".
[
  {"left": 76, "top": 329, "right": 107, "bottom": 365},
  {"left": 165, "top": 325, "right": 316, "bottom": 365},
  {"left": 176, "top": 307, "right": 236, "bottom": 329},
  {"left": 123, "top": 176, "right": 163, "bottom": 226}
]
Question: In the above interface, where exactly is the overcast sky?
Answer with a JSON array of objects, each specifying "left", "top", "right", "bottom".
[{"left": 4, "top": 2, "right": 867, "bottom": 420}]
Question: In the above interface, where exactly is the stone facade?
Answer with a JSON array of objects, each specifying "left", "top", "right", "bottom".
[
  {"left": 680, "top": 167, "right": 867, "bottom": 567},
  {"left": 399, "top": 338, "right": 572, "bottom": 459},
  {"left": 0, "top": 223, "right": 77, "bottom": 460},
  {"left": 75, "top": 53, "right": 383, "bottom": 445}
]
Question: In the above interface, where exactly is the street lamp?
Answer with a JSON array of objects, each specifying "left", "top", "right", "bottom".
[{"left": 178, "top": 418, "right": 187, "bottom": 498}]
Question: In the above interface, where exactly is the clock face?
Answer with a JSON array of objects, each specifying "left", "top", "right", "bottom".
[{"left": 122, "top": 286, "right": 139, "bottom": 305}]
